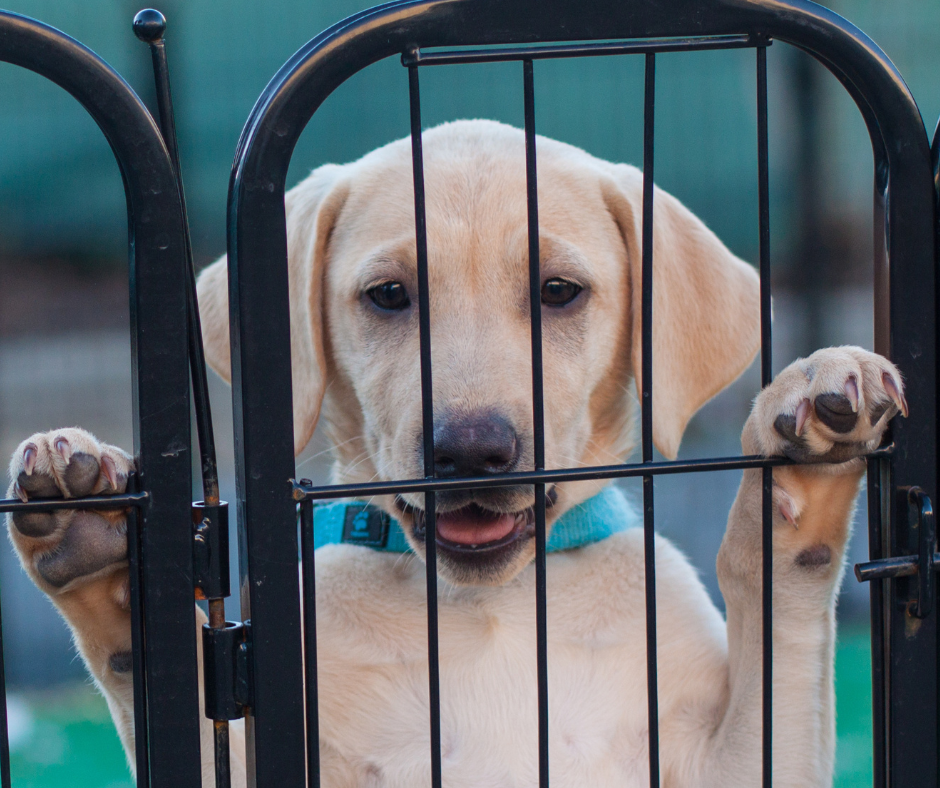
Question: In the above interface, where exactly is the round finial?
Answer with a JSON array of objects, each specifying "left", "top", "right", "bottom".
[{"left": 133, "top": 9, "right": 166, "bottom": 43}]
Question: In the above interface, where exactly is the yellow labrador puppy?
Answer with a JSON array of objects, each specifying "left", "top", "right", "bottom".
[{"left": 7, "top": 120, "right": 906, "bottom": 787}]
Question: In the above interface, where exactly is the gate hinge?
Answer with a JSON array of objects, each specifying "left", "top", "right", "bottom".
[
  {"left": 192, "top": 500, "right": 230, "bottom": 600},
  {"left": 203, "top": 619, "right": 253, "bottom": 721},
  {"left": 855, "top": 486, "right": 938, "bottom": 618}
]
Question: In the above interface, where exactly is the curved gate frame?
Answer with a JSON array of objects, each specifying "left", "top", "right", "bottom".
[
  {"left": 226, "top": 0, "right": 937, "bottom": 786},
  {"left": 0, "top": 13, "right": 200, "bottom": 788}
]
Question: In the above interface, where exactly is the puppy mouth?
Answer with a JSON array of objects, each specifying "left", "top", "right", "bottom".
[{"left": 396, "top": 488, "right": 556, "bottom": 554}]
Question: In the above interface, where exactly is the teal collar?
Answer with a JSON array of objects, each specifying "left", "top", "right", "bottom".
[{"left": 311, "top": 484, "right": 639, "bottom": 553}]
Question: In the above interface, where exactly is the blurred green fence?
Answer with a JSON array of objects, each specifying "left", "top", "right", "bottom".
[{"left": 0, "top": 0, "right": 937, "bottom": 271}]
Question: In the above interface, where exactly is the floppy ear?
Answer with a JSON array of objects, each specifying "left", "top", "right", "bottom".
[
  {"left": 196, "top": 163, "right": 349, "bottom": 456},
  {"left": 601, "top": 163, "right": 760, "bottom": 459}
]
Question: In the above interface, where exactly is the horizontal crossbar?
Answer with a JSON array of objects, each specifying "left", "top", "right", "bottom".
[
  {"left": 290, "top": 449, "right": 898, "bottom": 502},
  {"left": 401, "top": 34, "right": 769, "bottom": 67},
  {"left": 0, "top": 491, "right": 148, "bottom": 514}
]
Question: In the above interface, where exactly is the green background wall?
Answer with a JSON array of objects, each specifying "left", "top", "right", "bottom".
[{"left": 0, "top": 0, "right": 936, "bottom": 275}]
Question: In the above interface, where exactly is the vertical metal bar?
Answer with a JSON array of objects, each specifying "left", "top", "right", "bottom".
[
  {"left": 408, "top": 61, "right": 443, "bottom": 788},
  {"left": 523, "top": 58, "right": 549, "bottom": 788},
  {"left": 300, "top": 501, "right": 321, "bottom": 788},
  {"left": 133, "top": 14, "right": 230, "bottom": 785},
  {"left": 866, "top": 458, "right": 886, "bottom": 788},
  {"left": 127, "top": 504, "right": 151, "bottom": 788},
  {"left": 0, "top": 585, "right": 11, "bottom": 788},
  {"left": 641, "top": 51, "right": 660, "bottom": 788},
  {"left": 133, "top": 9, "right": 220, "bottom": 505},
  {"left": 756, "top": 44, "right": 773, "bottom": 788}
]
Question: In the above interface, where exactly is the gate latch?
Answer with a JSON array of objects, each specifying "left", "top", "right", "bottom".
[
  {"left": 203, "top": 619, "right": 253, "bottom": 721},
  {"left": 855, "top": 486, "right": 938, "bottom": 618}
]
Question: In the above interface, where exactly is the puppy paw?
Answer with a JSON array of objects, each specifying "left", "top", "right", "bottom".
[
  {"left": 745, "top": 346, "right": 906, "bottom": 469},
  {"left": 732, "top": 348, "right": 906, "bottom": 570},
  {"left": 7, "top": 428, "right": 134, "bottom": 596}
]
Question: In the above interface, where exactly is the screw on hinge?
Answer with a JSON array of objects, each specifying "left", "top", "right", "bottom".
[{"left": 855, "top": 486, "right": 937, "bottom": 618}]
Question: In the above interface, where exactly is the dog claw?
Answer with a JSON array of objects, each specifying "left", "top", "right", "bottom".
[
  {"left": 882, "top": 372, "right": 908, "bottom": 418},
  {"left": 795, "top": 398, "right": 811, "bottom": 437},
  {"left": 100, "top": 455, "right": 119, "bottom": 492},
  {"left": 23, "top": 445, "right": 37, "bottom": 476},
  {"left": 54, "top": 437, "right": 71, "bottom": 462},
  {"left": 844, "top": 375, "right": 859, "bottom": 413},
  {"left": 13, "top": 482, "right": 27, "bottom": 503}
]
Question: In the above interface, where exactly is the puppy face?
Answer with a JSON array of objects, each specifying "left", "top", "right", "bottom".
[
  {"left": 198, "top": 120, "right": 760, "bottom": 587},
  {"left": 322, "top": 125, "right": 631, "bottom": 585}
]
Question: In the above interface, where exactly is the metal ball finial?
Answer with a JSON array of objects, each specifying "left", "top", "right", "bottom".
[{"left": 133, "top": 9, "right": 166, "bottom": 43}]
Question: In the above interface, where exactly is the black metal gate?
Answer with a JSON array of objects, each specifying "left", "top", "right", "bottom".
[{"left": 0, "top": 1, "right": 938, "bottom": 787}]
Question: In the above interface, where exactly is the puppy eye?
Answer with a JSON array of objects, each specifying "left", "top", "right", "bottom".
[
  {"left": 367, "top": 282, "right": 411, "bottom": 311},
  {"left": 541, "top": 278, "right": 582, "bottom": 307}
]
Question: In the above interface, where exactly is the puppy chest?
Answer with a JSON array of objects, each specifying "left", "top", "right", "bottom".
[{"left": 316, "top": 621, "right": 653, "bottom": 786}]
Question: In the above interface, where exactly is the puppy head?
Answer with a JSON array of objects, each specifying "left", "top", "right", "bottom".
[{"left": 198, "top": 120, "right": 759, "bottom": 586}]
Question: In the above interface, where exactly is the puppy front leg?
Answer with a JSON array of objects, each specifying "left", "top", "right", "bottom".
[
  {"left": 6, "top": 428, "right": 244, "bottom": 787},
  {"left": 704, "top": 348, "right": 905, "bottom": 787}
]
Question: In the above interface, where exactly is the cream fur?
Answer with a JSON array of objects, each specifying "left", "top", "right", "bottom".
[{"left": 6, "top": 121, "right": 905, "bottom": 787}]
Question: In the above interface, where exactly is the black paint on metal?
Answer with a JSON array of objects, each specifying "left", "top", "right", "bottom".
[
  {"left": 0, "top": 10, "right": 201, "bottom": 787},
  {"left": 0, "top": 491, "right": 148, "bottom": 514},
  {"left": 292, "top": 452, "right": 870, "bottom": 501},
  {"left": 222, "top": 0, "right": 938, "bottom": 784},
  {"left": 300, "top": 500, "right": 321, "bottom": 788},
  {"left": 133, "top": 7, "right": 220, "bottom": 507},
  {"left": 406, "top": 59, "right": 444, "bottom": 788},
  {"left": 640, "top": 50, "right": 661, "bottom": 788},
  {"left": 401, "top": 33, "right": 760, "bottom": 66},
  {"left": 125, "top": 497, "right": 151, "bottom": 788},
  {"left": 192, "top": 501, "right": 231, "bottom": 600},
  {"left": 866, "top": 457, "right": 888, "bottom": 788},
  {"left": 0, "top": 584, "right": 10, "bottom": 788},
  {"left": 756, "top": 43, "right": 774, "bottom": 788},
  {"left": 523, "top": 58, "right": 550, "bottom": 788}
]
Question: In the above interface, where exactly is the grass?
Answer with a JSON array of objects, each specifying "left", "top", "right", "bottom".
[
  {"left": 8, "top": 684, "right": 130, "bottom": 788},
  {"left": 5, "top": 627, "right": 875, "bottom": 786},
  {"left": 834, "top": 625, "right": 874, "bottom": 787}
]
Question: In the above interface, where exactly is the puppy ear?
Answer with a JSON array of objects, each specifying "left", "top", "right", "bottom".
[
  {"left": 601, "top": 164, "right": 760, "bottom": 459},
  {"left": 196, "top": 163, "right": 349, "bottom": 455}
]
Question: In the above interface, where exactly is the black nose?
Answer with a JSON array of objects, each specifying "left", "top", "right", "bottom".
[{"left": 433, "top": 412, "right": 519, "bottom": 477}]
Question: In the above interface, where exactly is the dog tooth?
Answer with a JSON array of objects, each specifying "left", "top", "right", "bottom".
[
  {"left": 23, "top": 444, "right": 37, "bottom": 476},
  {"left": 795, "top": 398, "right": 812, "bottom": 437},
  {"left": 13, "top": 482, "right": 27, "bottom": 503},
  {"left": 844, "top": 375, "right": 859, "bottom": 413},
  {"left": 882, "top": 372, "right": 909, "bottom": 418}
]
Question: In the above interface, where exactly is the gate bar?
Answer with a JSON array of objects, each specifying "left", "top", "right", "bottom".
[
  {"left": 407, "top": 59, "right": 444, "bottom": 788},
  {"left": 132, "top": 9, "right": 221, "bottom": 508},
  {"left": 300, "top": 500, "right": 321, "bottom": 787},
  {"left": 641, "top": 51, "right": 661, "bottom": 788},
  {"left": 0, "top": 492, "right": 148, "bottom": 513},
  {"left": 126, "top": 504, "right": 151, "bottom": 788},
  {"left": 522, "top": 58, "right": 550, "bottom": 788},
  {"left": 0, "top": 586, "right": 10, "bottom": 788},
  {"left": 0, "top": 12, "right": 199, "bottom": 786},
  {"left": 401, "top": 34, "right": 761, "bottom": 66},
  {"left": 226, "top": 1, "right": 937, "bottom": 783},
  {"left": 866, "top": 458, "right": 888, "bottom": 788},
  {"left": 132, "top": 11, "right": 232, "bottom": 786},
  {"left": 291, "top": 453, "right": 820, "bottom": 501},
  {"left": 756, "top": 43, "right": 773, "bottom": 788}
]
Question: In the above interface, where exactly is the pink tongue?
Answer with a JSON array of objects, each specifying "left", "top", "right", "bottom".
[{"left": 436, "top": 510, "right": 516, "bottom": 545}]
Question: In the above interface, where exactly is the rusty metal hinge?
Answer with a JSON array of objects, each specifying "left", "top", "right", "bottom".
[
  {"left": 203, "top": 619, "right": 253, "bottom": 720},
  {"left": 192, "top": 500, "right": 230, "bottom": 601},
  {"left": 855, "top": 486, "right": 937, "bottom": 618}
]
